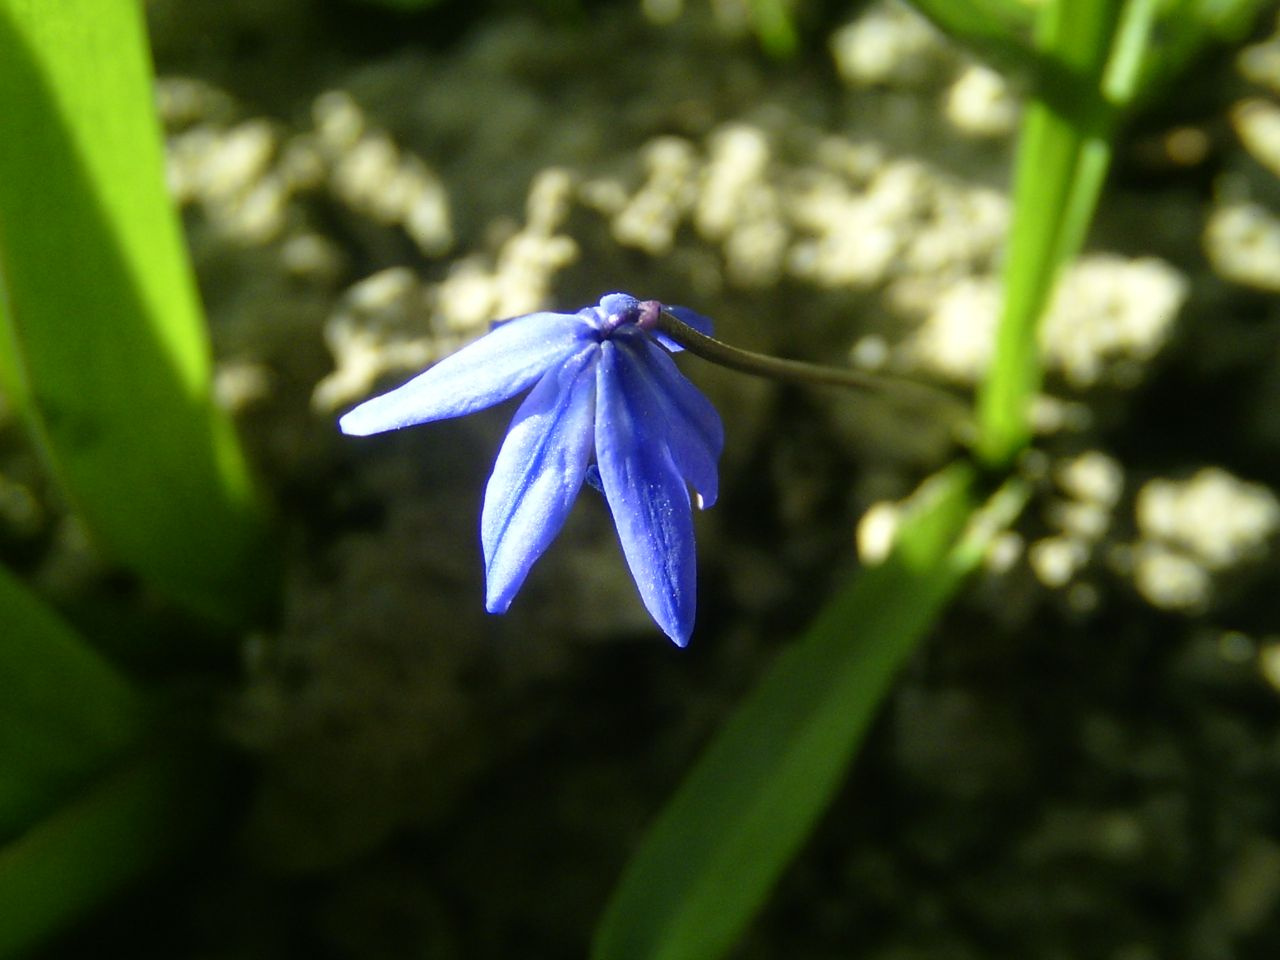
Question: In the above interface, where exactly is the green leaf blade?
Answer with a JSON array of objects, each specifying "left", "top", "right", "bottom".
[
  {"left": 973, "top": 0, "right": 1150, "bottom": 468},
  {"left": 0, "top": 565, "right": 144, "bottom": 841},
  {"left": 0, "top": 0, "right": 274, "bottom": 623},
  {"left": 0, "top": 743, "right": 228, "bottom": 959},
  {"left": 593, "top": 465, "right": 998, "bottom": 960},
  {"left": 908, "top": 0, "right": 1037, "bottom": 74}
]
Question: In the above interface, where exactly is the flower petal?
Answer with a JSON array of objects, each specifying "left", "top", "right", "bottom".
[
  {"left": 339, "top": 311, "right": 590, "bottom": 436},
  {"left": 595, "top": 341, "right": 697, "bottom": 647},
  {"left": 653, "top": 304, "right": 714, "bottom": 354},
  {"left": 617, "top": 331, "right": 724, "bottom": 508},
  {"left": 482, "top": 344, "right": 599, "bottom": 613}
]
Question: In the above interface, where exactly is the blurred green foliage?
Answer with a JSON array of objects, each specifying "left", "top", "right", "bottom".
[
  {"left": 0, "top": 0, "right": 277, "bottom": 952},
  {"left": 909, "top": 0, "right": 1035, "bottom": 72},
  {"left": 594, "top": 464, "right": 1029, "bottom": 960},
  {"left": 0, "top": 566, "right": 143, "bottom": 843}
]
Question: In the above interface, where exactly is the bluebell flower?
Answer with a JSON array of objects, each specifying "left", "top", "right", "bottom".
[{"left": 339, "top": 293, "right": 724, "bottom": 647}]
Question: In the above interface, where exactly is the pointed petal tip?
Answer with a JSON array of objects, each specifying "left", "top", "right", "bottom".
[
  {"left": 338, "top": 407, "right": 377, "bottom": 437},
  {"left": 485, "top": 588, "right": 513, "bottom": 615},
  {"left": 655, "top": 604, "right": 694, "bottom": 648}
]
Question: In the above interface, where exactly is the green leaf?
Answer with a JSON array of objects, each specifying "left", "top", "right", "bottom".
[
  {"left": 974, "top": 0, "right": 1159, "bottom": 468},
  {"left": 0, "top": 565, "right": 144, "bottom": 842},
  {"left": 0, "top": 0, "right": 274, "bottom": 624},
  {"left": 908, "top": 0, "right": 1037, "bottom": 74},
  {"left": 0, "top": 743, "right": 228, "bottom": 958},
  {"left": 748, "top": 0, "right": 799, "bottom": 59},
  {"left": 593, "top": 465, "right": 1029, "bottom": 960},
  {"left": 1140, "top": 0, "right": 1273, "bottom": 94}
]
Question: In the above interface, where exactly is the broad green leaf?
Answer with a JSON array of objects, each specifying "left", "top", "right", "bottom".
[
  {"left": 974, "top": 0, "right": 1159, "bottom": 468},
  {"left": 0, "top": 0, "right": 274, "bottom": 624},
  {"left": 0, "top": 744, "right": 227, "bottom": 958},
  {"left": 0, "top": 566, "right": 143, "bottom": 842},
  {"left": 593, "top": 465, "right": 1029, "bottom": 960}
]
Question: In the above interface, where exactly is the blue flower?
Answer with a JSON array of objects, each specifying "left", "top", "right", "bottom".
[{"left": 339, "top": 293, "right": 724, "bottom": 647}]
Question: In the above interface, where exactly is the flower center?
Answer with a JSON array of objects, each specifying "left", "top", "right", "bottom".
[{"left": 597, "top": 297, "right": 663, "bottom": 338}]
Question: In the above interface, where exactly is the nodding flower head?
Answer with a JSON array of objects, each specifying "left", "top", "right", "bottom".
[
  {"left": 591, "top": 294, "right": 665, "bottom": 338},
  {"left": 339, "top": 293, "right": 723, "bottom": 647}
]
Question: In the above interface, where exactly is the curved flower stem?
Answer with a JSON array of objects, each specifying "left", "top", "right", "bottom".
[{"left": 655, "top": 311, "right": 972, "bottom": 428}]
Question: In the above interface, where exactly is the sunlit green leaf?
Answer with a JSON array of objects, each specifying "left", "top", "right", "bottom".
[
  {"left": 0, "top": 0, "right": 274, "bottom": 624},
  {"left": 975, "top": 0, "right": 1159, "bottom": 467}
]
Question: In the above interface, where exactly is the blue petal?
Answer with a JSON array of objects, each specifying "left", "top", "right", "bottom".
[
  {"left": 595, "top": 342, "right": 697, "bottom": 647},
  {"left": 613, "top": 332, "right": 724, "bottom": 508},
  {"left": 653, "top": 304, "right": 714, "bottom": 354},
  {"left": 481, "top": 344, "right": 599, "bottom": 613},
  {"left": 339, "top": 311, "right": 590, "bottom": 436}
]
